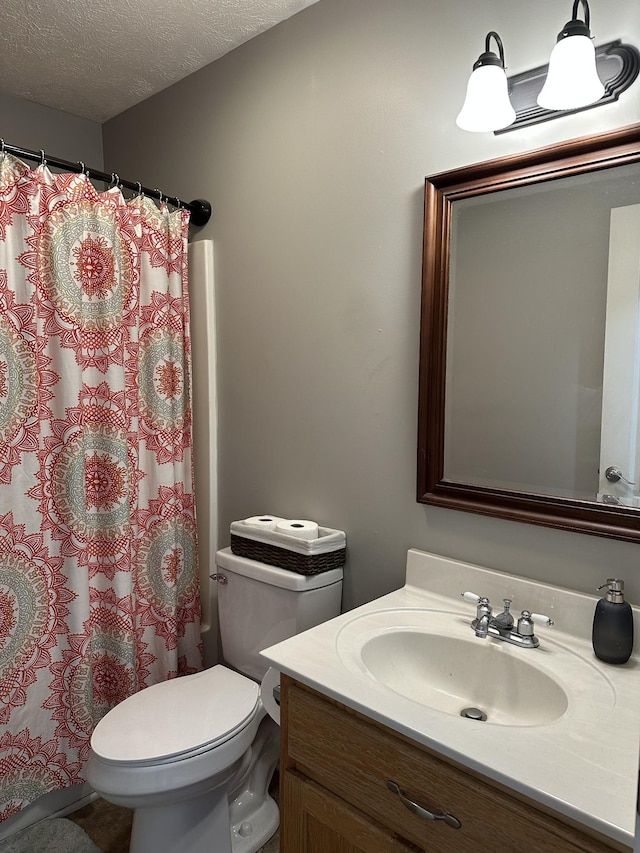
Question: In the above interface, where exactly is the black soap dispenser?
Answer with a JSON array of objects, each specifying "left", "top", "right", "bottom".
[{"left": 592, "top": 579, "right": 634, "bottom": 664}]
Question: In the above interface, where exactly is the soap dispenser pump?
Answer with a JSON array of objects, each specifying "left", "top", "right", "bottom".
[{"left": 592, "top": 579, "right": 634, "bottom": 664}]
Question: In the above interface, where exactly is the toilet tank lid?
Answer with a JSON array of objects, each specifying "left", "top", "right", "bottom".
[{"left": 215, "top": 547, "right": 343, "bottom": 590}]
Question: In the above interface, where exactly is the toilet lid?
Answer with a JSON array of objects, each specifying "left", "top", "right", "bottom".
[{"left": 91, "top": 665, "right": 260, "bottom": 764}]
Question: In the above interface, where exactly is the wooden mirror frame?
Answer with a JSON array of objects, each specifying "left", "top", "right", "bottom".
[{"left": 417, "top": 123, "right": 640, "bottom": 542}]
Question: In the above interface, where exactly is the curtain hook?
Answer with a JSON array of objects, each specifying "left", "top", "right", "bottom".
[
  {"left": 110, "top": 172, "right": 120, "bottom": 189},
  {"left": 136, "top": 181, "right": 143, "bottom": 197},
  {"left": 154, "top": 188, "right": 163, "bottom": 205},
  {"left": 78, "top": 161, "right": 86, "bottom": 176},
  {"left": 40, "top": 149, "right": 47, "bottom": 167},
  {"left": 175, "top": 197, "right": 182, "bottom": 209}
]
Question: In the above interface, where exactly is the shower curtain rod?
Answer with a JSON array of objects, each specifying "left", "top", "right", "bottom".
[{"left": 0, "top": 140, "right": 212, "bottom": 227}]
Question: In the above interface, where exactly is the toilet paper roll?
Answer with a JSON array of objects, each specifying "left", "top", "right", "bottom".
[
  {"left": 260, "top": 667, "right": 281, "bottom": 725},
  {"left": 243, "top": 515, "right": 285, "bottom": 531},
  {"left": 275, "top": 519, "right": 319, "bottom": 540}
]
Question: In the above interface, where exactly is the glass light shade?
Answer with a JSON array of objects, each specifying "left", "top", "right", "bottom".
[
  {"left": 456, "top": 65, "right": 516, "bottom": 132},
  {"left": 537, "top": 35, "right": 605, "bottom": 109}
]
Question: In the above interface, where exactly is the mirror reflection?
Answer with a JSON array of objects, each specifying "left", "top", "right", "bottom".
[{"left": 445, "top": 163, "right": 640, "bottom": 505}]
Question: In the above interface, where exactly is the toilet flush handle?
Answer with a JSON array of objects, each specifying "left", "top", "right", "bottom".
[{"left": 210, "top": 573, "right": 227, "bottom": 584}]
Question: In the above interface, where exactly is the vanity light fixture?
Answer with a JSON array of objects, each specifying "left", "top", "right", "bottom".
[
  {"left": 456, "top": 32, "right": 516, "bottom": 133},
  {"left": 457, "top": 1, "right": 639, "bottom": 134},
  {"left": 537, "top": 0, "right": 605, "bottom": 109}
]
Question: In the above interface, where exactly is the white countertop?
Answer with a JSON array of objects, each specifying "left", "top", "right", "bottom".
[{"left": 260, "top": 549, "right": 640, "bottom": 848}]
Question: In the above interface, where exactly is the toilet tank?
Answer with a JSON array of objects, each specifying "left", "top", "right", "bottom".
[{"left": 215, "top": 547, "right": 343, "bottom": 680}]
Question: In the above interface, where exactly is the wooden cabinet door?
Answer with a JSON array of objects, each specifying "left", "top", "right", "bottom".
[{"left": 282, "top": 769, "right": 421, "bottom": 853}]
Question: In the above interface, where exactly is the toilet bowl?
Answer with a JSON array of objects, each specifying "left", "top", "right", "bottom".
[
  {"left": 87, "top": 547, "right": 343, "bottom": 853},
  {"left": 87, "top": 666, "right": 279, "bottom": 853}
]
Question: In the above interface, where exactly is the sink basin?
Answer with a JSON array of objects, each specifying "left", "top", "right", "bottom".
[
  {"left": 336, "top": 608, "right": 614, "bottom": 727},
  {"left": 358, "top": 630, "right": 567, "bottom": 725}
]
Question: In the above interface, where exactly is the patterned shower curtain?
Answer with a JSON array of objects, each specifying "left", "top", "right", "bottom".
[{"left": 0, "top": 153, "right": 203, "bottom": 819}]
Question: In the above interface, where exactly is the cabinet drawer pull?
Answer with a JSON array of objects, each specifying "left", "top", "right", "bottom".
[{"left": 386, "top": 780, "right": 461, "bottom": 829}]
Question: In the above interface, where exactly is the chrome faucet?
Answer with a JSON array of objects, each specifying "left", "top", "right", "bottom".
[{"left": 461, "top": 592, "right": 554, "bottom": 649}]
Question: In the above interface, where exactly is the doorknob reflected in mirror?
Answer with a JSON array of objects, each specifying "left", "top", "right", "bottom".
[{"left": 604, "top": 466, "right": 636, "bottom": 486}]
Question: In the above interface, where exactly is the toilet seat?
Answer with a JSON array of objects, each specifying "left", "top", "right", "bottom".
[{"left": 91, "top": 665, "right": 260, "bottom": 766}]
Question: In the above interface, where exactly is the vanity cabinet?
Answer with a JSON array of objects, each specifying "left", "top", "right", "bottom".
[
  {"left": 283, "top": 773, "right": 419, "bottom": 852},
  {"left": 280, "top": 676, "right": 631, "bottom": 853}
]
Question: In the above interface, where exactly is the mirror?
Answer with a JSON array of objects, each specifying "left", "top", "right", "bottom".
[{"left": 418, "top": 123, "right": 640, "bottom": 542}]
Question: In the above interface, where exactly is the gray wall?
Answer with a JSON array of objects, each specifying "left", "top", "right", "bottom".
[
  {"left": 1, "top": 90, "right": 103, "bottom": 167},
  {"left": 103, "top": 0, "right": 640, "bottom": 610}
]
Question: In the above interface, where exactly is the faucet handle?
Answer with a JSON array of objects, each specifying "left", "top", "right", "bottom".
[
  {"left": 530, "top": 612, "right": 554, "bottom": 627},
  {"left": 517, "top": 610, "right": 554, "bottom": 637},
  {"left": 462, "top": 591, "right": 491, "bottom": 608},
  {"left": 461, "top": 591, "right": 484, "bottom": 604},
  {"left": 462, "top": 592, "right": 492, "bottom": 627}
]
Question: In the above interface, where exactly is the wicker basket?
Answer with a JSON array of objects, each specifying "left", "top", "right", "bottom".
[{"left": 229, "top": 521, "right": 346, "bottom": 575}]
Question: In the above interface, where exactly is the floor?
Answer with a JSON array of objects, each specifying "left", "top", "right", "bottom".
[
  {"left": 69, "top": 798, "right": 133, "bottom": 853},
  {"left": 68, "top": 777, "right": 280, "bottom": 853}
]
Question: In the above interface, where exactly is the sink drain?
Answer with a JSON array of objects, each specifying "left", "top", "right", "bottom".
[{"left": 460, "top": 707, "right": 487, "bottom": 722}]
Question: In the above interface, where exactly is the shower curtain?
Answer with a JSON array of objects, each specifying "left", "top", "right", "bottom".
[{"left": 0, "top": 153, "right": 203, "bottom": 820}]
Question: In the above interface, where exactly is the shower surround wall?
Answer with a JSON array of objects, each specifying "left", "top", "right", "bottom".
[{"left": 102, "top": 0, "right": 640, "bottom": 622}]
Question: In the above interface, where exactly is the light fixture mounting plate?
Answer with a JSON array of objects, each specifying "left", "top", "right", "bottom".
[{"left": 495, "top": 40, "right": 639, "bottom": 134}]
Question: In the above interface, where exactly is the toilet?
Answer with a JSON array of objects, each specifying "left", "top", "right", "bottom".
[{"left": 86, "top": 547, "right": 343, "bottom": 853}]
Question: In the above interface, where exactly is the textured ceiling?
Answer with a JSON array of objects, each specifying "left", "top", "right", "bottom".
[{"left": 0, "top": 0, "right": 319, "bottom": 123}]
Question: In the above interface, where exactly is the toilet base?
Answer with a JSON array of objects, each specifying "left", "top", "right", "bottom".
[
  {"left": 126, "top": 774, "right": 279, "bottom": 853},
  {"left": 129, "top": 778, "right": 234, "bottom": 853},
  {"left": 230, "top": 794, "right": 279, "bottom": 853},
  {"left": 230, "top": 715, "right": 280, "bottom": 853}
]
